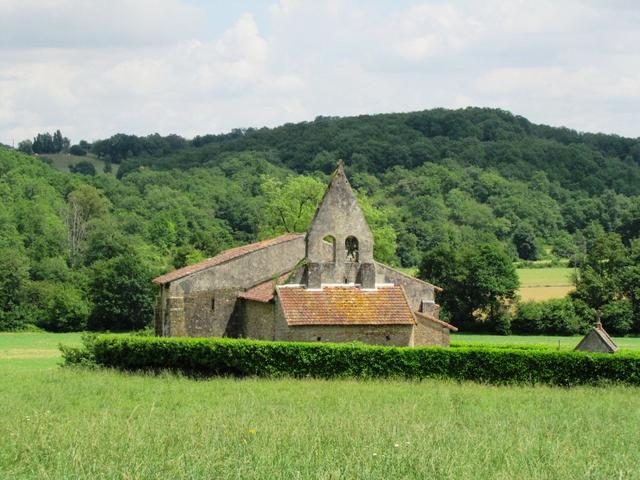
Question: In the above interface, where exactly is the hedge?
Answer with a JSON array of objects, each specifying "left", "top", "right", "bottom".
[{"left": 61, "top": 334, "right": 640, "bottom": 386}]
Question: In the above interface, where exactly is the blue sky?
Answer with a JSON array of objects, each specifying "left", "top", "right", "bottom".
[{"left": 1, "top": 0, "right": 639, "bottom": 144}]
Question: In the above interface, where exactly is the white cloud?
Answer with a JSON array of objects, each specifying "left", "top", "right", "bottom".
[
  {"left": 0, "top": 0, "right": 204, "bottom": 48},
  {"left": 388, "top": 4, "right": 482, "bottom": 62},
  {"left": 1, "top": 0, "right": 640, "bottom": 145}
]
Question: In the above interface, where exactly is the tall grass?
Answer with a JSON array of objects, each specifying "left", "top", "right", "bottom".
[{"left": 1, "top": 333, "right": 639, "bottom": 478}]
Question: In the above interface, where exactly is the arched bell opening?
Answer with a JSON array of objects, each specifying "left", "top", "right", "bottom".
[
  {"left": 322, "top": 235, "right": 336, "bottom": 262},
  {"left": 345, "top": 236, "right": 359, "bottom": 262}
]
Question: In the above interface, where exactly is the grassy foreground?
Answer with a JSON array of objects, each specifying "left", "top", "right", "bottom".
[{"left": 2, "top": 333, "right": 640, "bottom": 479}]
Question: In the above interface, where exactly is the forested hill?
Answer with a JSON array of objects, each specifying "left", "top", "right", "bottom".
[
  {"left": 115, "top": 108, "right": 640, "bottom": 196},
  {"left": 2, "top": 107, "right": 640, "bottom": 332}
]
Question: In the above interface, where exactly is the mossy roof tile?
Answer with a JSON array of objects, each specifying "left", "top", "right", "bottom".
[{"left": 277, "top": 285, "right": 416, "bottom": 326}]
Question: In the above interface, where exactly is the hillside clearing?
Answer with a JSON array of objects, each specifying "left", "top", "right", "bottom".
[
  {"left": 39, "top": 152, "right": 118, "bottom": 174},
  {"left": 517, "top": 267, "right": 574, "bottom": 287},
  {"left": 517, "top": 267, "right": 574, "bottom": 301}
]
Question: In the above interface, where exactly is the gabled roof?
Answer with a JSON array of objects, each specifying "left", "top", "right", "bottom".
[
  {"left": 575, "top": 324, "right": 618, "bottom": 353},
  {"left": 277, "top": 285, "right": 416, "bottom": 326},
  {"left": 152, "top": 233, "right": 304, "bottom": 285},
  {"left": 413, "top": 311, "right": 458, "bottom": 331}
]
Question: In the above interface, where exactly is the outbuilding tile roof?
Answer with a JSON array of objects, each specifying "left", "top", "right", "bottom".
[
  {"left": 152, "top": 233, "right": 304, "bottom": 285},
  {"left": 277, "top": 285, "right": 416, "bottom": 326},
  {"left": 237, "top": 273, "right": 290, "bottom": 303}
]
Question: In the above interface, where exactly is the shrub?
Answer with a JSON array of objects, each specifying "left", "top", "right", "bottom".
[
  {"left": 490, "top": 305, "right": 512, "bottom": 335},
  {"left": 60, "top": 333, "right": 98, "bottom": 368},
  {"left": 69, "top": 160, "right": 96, "bottom": 176},
  {"left": 511, "top": 302, "right": 545, "bottom": 334},
  {"left": 62, "top": 335, "right": 640, "bottom": 387},
  {"left": 25, "top": 282, "right": 90, "bottom": 332},
  {"left": 69, "top": 145, "right": 87, "bottom": 156},
  {"left": 88, "top": 251, "right": 156, "bottom": 331},
  {"left": 542, "top": 298, "right": 585, "bottom": 335},
  {"left": 601, "top": 300, "right": 634, "bottom": 336},
  {"left": 512, "top": 298, "right": 590, "bottom": 335}
]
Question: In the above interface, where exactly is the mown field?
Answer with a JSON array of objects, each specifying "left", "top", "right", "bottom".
[
  {"left": 2, "top": 332, "right": 640, "bottom": 479},
  {"left": 517, "top": 267, "right": 575, "bottom": 301},
  {"left": 395, "top": 267, "right": 575, "bottom": 302},
  {"left": 452, "top": 333, "right": 640, "bottom": 351}
]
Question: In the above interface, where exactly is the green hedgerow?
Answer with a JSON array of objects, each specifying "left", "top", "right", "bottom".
[{"left": 62, "top": 335, "right": 640, "bottom": 387}]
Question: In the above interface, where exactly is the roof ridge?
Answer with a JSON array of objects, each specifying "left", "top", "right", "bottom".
[
  {"left": 153, "top": 233, "right": 305, "bottom": 284},
  {"left": 398, "top": 285, "right": 417, "bottom": 325},
  {"left": 595, "top": 325, "right": 618, "bottom": 351},
  {"left": 374, "top": 261, "right": 443, "bottom": 292}
]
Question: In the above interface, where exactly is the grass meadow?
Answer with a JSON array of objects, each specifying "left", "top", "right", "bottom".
[
  {"left": 2, "top": 332, "right": 640, "bottom": 479},
  {"left": 452, "top": 333, "right": 640, "bottom": 351}
]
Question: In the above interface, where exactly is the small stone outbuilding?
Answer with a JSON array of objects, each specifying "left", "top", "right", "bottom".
[
  {"left": 153, "top": 162, "right": 456, "bottom": 347},
  {"left": 574, "top": 323, "right": 618, "bottom": 353}
]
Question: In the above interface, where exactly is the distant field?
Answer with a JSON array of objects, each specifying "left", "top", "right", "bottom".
[
  {"left": 452, "top": 333, "right": 640, "bottom": 351},
  {"left": 39, "top": 153, "right": 118, "bottom": 174},
  {"left": 0, "top": 332, "right": 82, "bottom": 371},
  {"left": 396, "top": 266, "right": 574, "bottom": 302},
  {"left": 1, "top": 332, "right": 640, "bottom": 479},
  {"left": 518, "top": 267, "right": 574, "bottom": 286},
  {"left": 517, "top": 267, "right": 574, "bottom": 301}
]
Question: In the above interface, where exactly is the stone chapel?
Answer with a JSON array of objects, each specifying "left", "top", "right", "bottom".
[{"left": 153, "top": 161, "right": 457, "bottom": 347}]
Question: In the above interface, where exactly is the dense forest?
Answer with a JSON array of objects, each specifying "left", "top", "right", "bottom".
[{"left": 2, "top": 107, "right": 639, "bottom": 334}]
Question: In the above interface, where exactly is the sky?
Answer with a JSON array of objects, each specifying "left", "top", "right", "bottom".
[{"left": 1, "top": 0, "right": 640, "bottom": 145}]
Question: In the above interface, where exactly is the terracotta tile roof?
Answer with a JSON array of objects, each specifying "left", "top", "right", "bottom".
[
  {"left": 152, "top": 233, "right": 304, "bottom": 285},
  {"left": 237, "top": 273, "right": 290, "bottom": 303},
  {"left": 414, "top": 311, "right": 458, "bottom": 332},
  {"left": 277, "top": 285, "right": 416, "bottom": 326}
]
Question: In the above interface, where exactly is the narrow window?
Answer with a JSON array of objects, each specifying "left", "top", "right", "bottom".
[
  {"left": 211, "top": 298, "right": 215, "bottom": 311},
  {"left": 323, "top": 235, "right": 336, "bottom": 262},
  {"left": 345, "top": 236, "right": 359, "bottom": 262},
  {"left": 385, "top": 335, "right": 391, "bottom": 341},
  {"left": 316, "top": 336, "right": 322, "bottom": 342}
]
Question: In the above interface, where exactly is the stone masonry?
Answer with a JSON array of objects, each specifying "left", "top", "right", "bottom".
[{"left": 153, "top": 161, "right": 457, "bottom": 346}]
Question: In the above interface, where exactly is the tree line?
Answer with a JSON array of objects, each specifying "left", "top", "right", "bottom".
[
  {"left": 2, "top": 107, "right": 640, "bottom": 334},
  {"left": 18, "top": 130, "right": 70, "bottom": 155}
]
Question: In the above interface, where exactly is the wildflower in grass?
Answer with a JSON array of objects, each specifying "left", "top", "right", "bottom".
[{"left": 394, "top": 443, "right": 400, "bottom": 448}]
